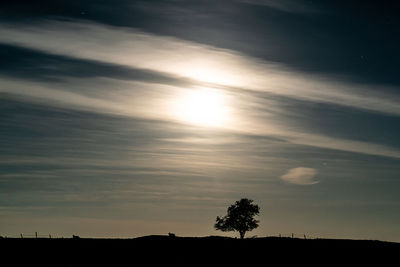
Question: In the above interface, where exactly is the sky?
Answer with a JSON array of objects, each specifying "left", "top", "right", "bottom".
[{"left": 1, "top": 0, "right": 400, "bottom": 241}]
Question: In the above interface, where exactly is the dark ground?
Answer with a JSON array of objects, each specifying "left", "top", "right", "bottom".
[{"left": 1, "top": 235, "right": 399, "bottom": 266}]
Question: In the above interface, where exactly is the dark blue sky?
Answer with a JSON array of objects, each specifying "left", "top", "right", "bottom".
[{"left": 1, "top": 0, "right": 399, "bottom": 240}]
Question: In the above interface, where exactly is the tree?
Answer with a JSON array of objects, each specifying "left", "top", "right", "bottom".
[{"left": 214, "top": 198, "right": 260, "bottom": 239}]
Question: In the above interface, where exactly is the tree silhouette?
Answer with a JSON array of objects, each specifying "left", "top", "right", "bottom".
[{"left": 215, "top": 198, "right": 260, "bottom": 239}]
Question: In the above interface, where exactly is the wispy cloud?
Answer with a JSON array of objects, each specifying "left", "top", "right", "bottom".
[
  {"left": 238, "top": 0, "right": 320, "bottom": 14},
  {"left": 1, "top": 20, "right": 400, "bottom": 160},
  {"left": 0, "top": 20, "right": 398, "bottom": 116},
  {"left": 2, "top": 75, "right": 400, "bottom": 159},
  {"left": 280, "top": 167, "right": 319, "bottom": 185}
]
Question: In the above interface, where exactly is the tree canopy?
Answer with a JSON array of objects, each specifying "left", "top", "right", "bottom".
[{"left": 214, "top": 198, "right": 260, "bottom": 239}]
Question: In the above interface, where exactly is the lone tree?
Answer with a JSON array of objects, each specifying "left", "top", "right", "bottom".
[{"left": 215, "top": 198, "right": 260, "bottom": 239}]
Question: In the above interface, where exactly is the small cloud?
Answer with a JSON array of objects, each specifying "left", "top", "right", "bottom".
[{"left": 280, "top": 167, "right": 319, "bottom": 185}]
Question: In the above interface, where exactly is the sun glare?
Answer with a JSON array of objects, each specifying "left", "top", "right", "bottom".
[{"left": 173, "top": 88, "right": 230, "bottom": 127}]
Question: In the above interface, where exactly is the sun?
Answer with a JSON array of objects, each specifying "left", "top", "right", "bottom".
[{"left": 173, "top": 88, "right": 230, "bottom": 127}]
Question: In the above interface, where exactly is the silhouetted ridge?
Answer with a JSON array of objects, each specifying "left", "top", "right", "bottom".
[{"left": 1, "top": 235, "right": 398, "bottom": 266}]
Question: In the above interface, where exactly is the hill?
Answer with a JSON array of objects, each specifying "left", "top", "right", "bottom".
[{"left": 1, "top": 235, "right": 398, "bottom": 266}]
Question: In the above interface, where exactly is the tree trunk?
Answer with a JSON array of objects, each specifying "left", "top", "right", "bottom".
[{"left": 239, "top": 231, "right": 245, "bottom": 239}]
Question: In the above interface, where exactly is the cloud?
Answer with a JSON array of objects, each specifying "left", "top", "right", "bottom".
[
  {"left": 2, "top": 75, "right": 400, "bottom": 159},
  {"left": 1, "top": 21, "right": 400, "bottom": 159},
  {"left": 238, "top": 0, "right": 320, "bottom": 14},
  {"left": 0, "top": 20, "right": 399, "bottom": 117},
  {"left": 2, "top": 1, "right": 399, "bottom": 88},
  {"left": 0, "top": 43, "right": 194, "bottom": 87},
  {"left": 280, "top": 167, "right": 319, "bottom": 185}
]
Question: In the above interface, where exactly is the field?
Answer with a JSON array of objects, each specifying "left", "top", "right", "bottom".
[{"left": 1, "top": 235, "right": 399, "bottom": 266}]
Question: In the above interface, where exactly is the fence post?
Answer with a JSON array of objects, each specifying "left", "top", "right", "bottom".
[
  {"left": 49, "top": 234, "right": 52, "bottom": 239},
  {"left": 291, "top": 233, "right": 294, "bottom": 238},
  {"left": 20, "top": 234, "right": 23, "bottom": 239},
  {"left": 35, "top": 232, "right": 37, "bottom": 238}
]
